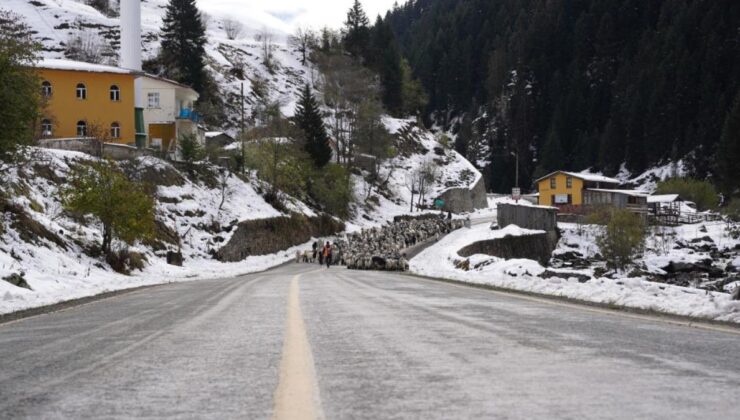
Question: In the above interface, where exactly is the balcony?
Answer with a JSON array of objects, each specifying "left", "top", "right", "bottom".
[{"left": 177, "top": 108, "right": 201, "bottom": 123}]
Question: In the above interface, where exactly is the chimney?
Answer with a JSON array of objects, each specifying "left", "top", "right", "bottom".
[
  {"left": 119, "top": 0, "right": 146, "bottom": 147},
  {"left": 120, "top": 0, "right": 142, "bottom": 71}
]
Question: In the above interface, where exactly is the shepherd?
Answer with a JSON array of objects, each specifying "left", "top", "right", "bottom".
[{"left": 323, "top": 241, "right": 333, "bottom": 268}]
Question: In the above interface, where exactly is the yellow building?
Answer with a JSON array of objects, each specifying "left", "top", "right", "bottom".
[
  {"left": 35, "top": 59, "right": 140, "bottom": 144},
  {"left": 536, "top": 171, "right": 621, "bottom": 206}
]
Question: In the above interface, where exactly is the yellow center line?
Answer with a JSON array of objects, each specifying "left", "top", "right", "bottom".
[{"left": 271, "top": 274, "right": 325, "bottom": 420}]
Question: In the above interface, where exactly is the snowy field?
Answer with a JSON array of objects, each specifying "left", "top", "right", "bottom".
[{"left": 411, "top": 222, "right": 740, "bottom": 324}]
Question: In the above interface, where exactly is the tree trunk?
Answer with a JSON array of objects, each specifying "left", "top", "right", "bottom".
[{"left": 102, "top": 224, "right": 112, "bottom": 255}]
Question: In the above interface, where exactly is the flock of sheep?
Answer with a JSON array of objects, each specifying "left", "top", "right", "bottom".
[{"left": 342, "top": 215, "right": 464, "bottom": 271}]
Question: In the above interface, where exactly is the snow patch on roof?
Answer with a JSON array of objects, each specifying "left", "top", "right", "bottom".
[
  {"left": 35, "top": 58, "right": 139, "bottom": 75},
  {"left": 648, "top": 194, "right": 681, "bottom": 203}
]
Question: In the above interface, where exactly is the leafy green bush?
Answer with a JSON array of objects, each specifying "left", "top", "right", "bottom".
[
  {"left": 596, "top": 209, "right": 647, "bottom": 271},
  {"left": 309, "top": 163, "right": 354, "bottom": 218},
  {"left": 0, "top": 10, "right": 41, "bottom": 163},
  {"left": 655, "top": 178, "right": 719, "bottom": 211},
  {"left": 63, "top": 160, "right": 155, "bottom": 255},
  {"left": 721, "top": 198, "right": 740, "bottom": 222}
]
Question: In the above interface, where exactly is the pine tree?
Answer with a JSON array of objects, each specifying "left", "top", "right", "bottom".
[
  {"left": 343, "top": 0, "right": 371, "bottom": 59},
  {"left": 294, "top": 84, "right": 332, "bottom": 168},
  {"left": 159, "top": 0, "right": 208, "bottom": 93},
  {"left": 717, "top": 90, "right": 740, "bottom": 194},
  {"left": 373, "top": 18, "right": 403, "bottom": 115}
]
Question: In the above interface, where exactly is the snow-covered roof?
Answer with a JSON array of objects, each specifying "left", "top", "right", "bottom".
[
  {"left": 536, "top": 171, "right": 621, "bottom": 184},
  {"left": 587, "top": 189, "right": 648, "bottom": 197},
  {"left": 35, "top": 59, "right": 141, "bottom": 75},
  {"left": 206, "top": 131, "right": 225, "bottom": 138},
  {"left": 648, "top": 194, "right": 682, "bottom": 203}
]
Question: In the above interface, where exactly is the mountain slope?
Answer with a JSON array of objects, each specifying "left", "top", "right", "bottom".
[{"left": 387, "top": 0, "right": 740, "bottom": 191}]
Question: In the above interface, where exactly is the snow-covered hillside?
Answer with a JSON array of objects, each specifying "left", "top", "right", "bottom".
[
  {"left": 0, "top": 148, "right": 316, "bottom": 315},
  {"left": 11, "top": 0, "right": 310, "bottom": 130}
]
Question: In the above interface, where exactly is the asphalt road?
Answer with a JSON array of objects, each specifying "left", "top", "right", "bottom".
[{"left": 1, "top": 264, "right": 739, "bottom": 419}]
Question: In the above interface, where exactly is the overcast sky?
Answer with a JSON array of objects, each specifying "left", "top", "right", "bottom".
[{"left": 198, "top": 0, "right": 400, "bottom": 34}]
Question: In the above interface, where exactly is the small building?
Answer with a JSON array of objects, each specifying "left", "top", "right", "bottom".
[
  {"left": 205, "top": 131, "right": 236, "bottom": 148},
  {"left": 140, "top": 75, "right": 202, "bottom": 153},
  {"left": 536, "top": 171, "right": 621, "bottom": 207},
  {"left": 584, "top": 189, "right": 649, "bottom": 214},
  {"left": 35, "top": 59, "right": 139, "bottom": 144}
]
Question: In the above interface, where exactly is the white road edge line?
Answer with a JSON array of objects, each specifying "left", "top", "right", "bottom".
[{"left": 271, "top": 273, "right": 325, "bottom": 420}]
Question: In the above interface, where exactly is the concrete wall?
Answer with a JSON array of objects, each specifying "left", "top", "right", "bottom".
[
  {"left": 216, "top": 214, "right": 345, "bottom": 262},
  {"left": 437, "top": 176, "right": 488, "bottom": 214},
  {"left": 497, "top": 203, "right": 558, "bottom": 232}
]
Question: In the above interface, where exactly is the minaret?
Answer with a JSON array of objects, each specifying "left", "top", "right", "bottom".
[{"left": 120, "top": 0, "right": 147, "bottom": 147}]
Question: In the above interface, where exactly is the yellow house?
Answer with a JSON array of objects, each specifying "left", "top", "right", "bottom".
[
  {"left": 35, "top": 59, "right": 140, "bottom": 144},
  {"left": 536, "top": 171, "right": 621, "bottom": 206}
]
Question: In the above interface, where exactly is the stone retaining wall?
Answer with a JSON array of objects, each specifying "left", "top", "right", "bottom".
[
  {"left": 216, "top": 214, "right": 345, "bottom": 262},
  {"left": 458, "top": 233, "right": 558, "bottom": 266},
  {"left": 437, "top": 176, "right": 488, "bottom": 214}
]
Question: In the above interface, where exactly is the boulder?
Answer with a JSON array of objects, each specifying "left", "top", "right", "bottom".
[
  {"left": 3, "top": 273, "right": 32, "bottom": 290},
  {"left": 541, "top": 270, "right": 591, "bottom": 283},
  {"left": 166, "top": 251, "right": 184, "bottom": 267}
]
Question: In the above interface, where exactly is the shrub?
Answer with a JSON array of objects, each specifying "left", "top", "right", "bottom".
[
  {"left": 309, "top": 163, "right": 354, "bottom": 218},
  {"left": 721, "top": 198, "right": 740, "bottom": 222},
  {"left": 596, "top": 209, "right": 647, "bottom": 271},
  {"left": 655, "top": 178, "right": 719, "bottom": 211},
  {"left": 63, "top": 160, "right": 155, "bottom": 255}
]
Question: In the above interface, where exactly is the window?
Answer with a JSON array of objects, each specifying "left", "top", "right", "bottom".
[
  {"left": 110, "top": 122, "right": 121, "bottom": 139},
  {"left": 76, "top": 120, "right": 87, "bottom": 137},
  {"left": 76, "top": 83, "right": 87, "bottom": 100},
  {"left": 110, "top": 85, "right": 120, "bottom": 102},
  {"left": 550, "top": 177, "right": 556, "bottom": 189},
  {"left": 41, "top": 81, "right": 52, "bottom": 97},
  {"left": 147, "top": 92, "right": 160, "bottom": 108},
  {"left": 566, "top": 176, "right": 573, "bottom": 189},
  {"left": 41, "top": 119, "right": 52, "bottom": 137}
]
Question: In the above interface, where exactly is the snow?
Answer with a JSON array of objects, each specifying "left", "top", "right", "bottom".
[
  {"left": 537, "top": 170, "right": 621, "bottom": 184},
  {"left": 411, "top": 222, "right": 740, "bottom": 323},
  {"left": 648, "top": 194, "right": 681, "bottom": 203},
  {"left": 587, "top": 188, "right": 649, "bottom": 197},
  {"left": 35, "top": 58, "right": 139, "bottom": 74},
  {"left": 0, "top": 149, "right": 317, "bottom": 315}
]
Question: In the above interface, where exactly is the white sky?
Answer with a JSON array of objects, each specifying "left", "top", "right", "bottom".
[{"left": 197, "top": 0, "right": 399, "bottom": 34}]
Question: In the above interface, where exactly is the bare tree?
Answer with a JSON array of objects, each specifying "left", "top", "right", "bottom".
[
  {"left": 404, "top": 171, "right": 421, "bottom": 212},
  {"left": 65, "top": 32, "right": 105, "bottom": 64},
  {"left": 315, "top": 52, "right": 379, "bottom": 169},
  {"left": 289, "top": 27, "right": 317, "bottom": 65},
  {"left": 255, "top": 29, "right": 276, "bottom": 73},
  {"left": 416, "top": 159, "right": 439, "bottom": 208},
  {"left": 223, "top": 18, "right": 244, "bottom": 40}
]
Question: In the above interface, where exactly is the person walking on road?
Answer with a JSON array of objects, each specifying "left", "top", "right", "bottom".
[{"left": 323, "top": 241, "right": 333, "bottom": 268}]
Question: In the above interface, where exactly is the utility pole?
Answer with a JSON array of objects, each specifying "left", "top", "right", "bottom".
[
  {"left": 511, "top": 151, "right": 519, "bottom": 188},
  {"left": 240, "top": 82, "right": 245, "bottom": 138}
]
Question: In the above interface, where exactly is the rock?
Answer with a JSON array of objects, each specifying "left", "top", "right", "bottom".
[
  {"left": 593, "top": 267, "right": 608, "bottom": 278},
  {"left": 733, "top": 286, "right": 740, "bottom": 301},
  {"left": 708, "top": 267, "right": 725, "bottom": 279},
  {"left": 663, "top": 262, "right": 698, "bottom": 274},
  {"left": 541, "top": 270, "right": 591, "bottom": 283},
  {"left": 166, "top": 251, "right": 183, "bottom": 267},
  {"left": 2, "top": 273, "right": 32, "bottom": 290},
  {"left": 699, "top": 225, "right": 708, "bottom": 233}
]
